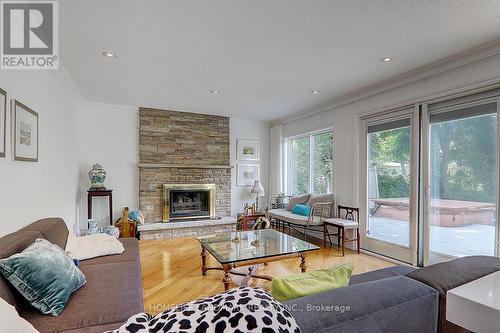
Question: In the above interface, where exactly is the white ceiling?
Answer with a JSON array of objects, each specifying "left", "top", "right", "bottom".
[{"left": 60, "top": 0, "right": 500, "bottom": 121}]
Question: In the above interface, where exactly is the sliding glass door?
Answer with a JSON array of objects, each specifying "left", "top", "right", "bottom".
[
  {"left": 422, "top": 99, "right": 499, "bottom": 264},
  {"left": 360, "top": 93, "right": 500, "bottom": 265},
  {"left": 360, "top": 108, "right": 418, "bottom": 264}
]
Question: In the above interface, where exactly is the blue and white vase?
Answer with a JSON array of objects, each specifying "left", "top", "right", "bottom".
[{"left": 89, "top": 163, "right": 106, "bottom": 190}]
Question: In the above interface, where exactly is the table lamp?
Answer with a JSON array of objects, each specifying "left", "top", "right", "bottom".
[{"left": 251, "top": 180, "right": 265, "bottom": 213}]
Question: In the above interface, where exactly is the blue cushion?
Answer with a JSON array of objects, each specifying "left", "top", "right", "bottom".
[
  {"left": 0, "top": 238, "right": 86, "bottom": 316},
  {"left": 292, "top": 203, "right": 311, "bottom": 216}
]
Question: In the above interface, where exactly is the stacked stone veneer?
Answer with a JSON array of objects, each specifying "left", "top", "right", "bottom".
[{"left": 139, "top": 107, "right": 231, "bottom": 223}]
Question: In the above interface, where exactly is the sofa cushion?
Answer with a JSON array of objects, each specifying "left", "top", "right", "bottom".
[
  {"left": 22, "top": 260, "right": 144, "bottom": 333},
  {"left": 285, "top": 275, "right": 439, "bottom": 333},
  {"left": 308, "top": 193, "right": 334, "bottom": 207},
  {"left": 349, "top": 265, "right": 416, "bottom": 285},
  {"left": 0, "top": 230, "right": 45, "bottom": 311},
  {"left": 406, "top": 256, "right": 500, "bottom": 296},
  {"left": 0, "top": 238, "right": 86, "bottom": 316},
  {"left": 79, "top": 238, "right": 140, "bottom": 266},
  {"left": 268, "top": 209, "right": 323, "bottom": 226},
  {"left": 20, "top": 218, "right": 69, "bottom": 250},
  {"left": 269, "top": 263, "right": 353, "bottom": 302},
  {"left": 287, "top": 194, "right": 311, "bottom": 211},
  {"left": 65, "top": 234, "right": 125, "bottom": 261}
]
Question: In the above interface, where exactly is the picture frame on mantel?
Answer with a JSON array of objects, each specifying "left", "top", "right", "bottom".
[
  {"left": 237, "top": 164, "right": 260, "bottom": 187},
  {"left": 0, "top": 88, "right": 6, "bottom": 157},
  {"left": 13, "top": 100, "right": 39, "bottom": 162},
  {"left": 237, "top": 139, "right": 260, "bottom": 161}
]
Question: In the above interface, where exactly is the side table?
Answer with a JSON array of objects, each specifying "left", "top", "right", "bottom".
[
  {"left": 87, "top": 189, "right": 113, "bottom": 227},
  {"left": 447, "top": 270, "right": 500, "bottom": 332},
  {"left": 237, "top": 213, "right": 266, "bottom": 230}
]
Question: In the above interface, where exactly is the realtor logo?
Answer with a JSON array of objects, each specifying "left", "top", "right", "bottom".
[{"left": 1, "top": 1, "right": 58, "bottom": 69}]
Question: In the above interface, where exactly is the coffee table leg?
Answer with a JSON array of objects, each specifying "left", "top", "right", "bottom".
[
  {"left": 222, "top": 264, "right": 232, "bottom": 291},
  {"left": 201, "top": 246, "right": 207, "bottom": 276},
  {"left": 299, "top": 253, "right": 307, "bottom": 273}
]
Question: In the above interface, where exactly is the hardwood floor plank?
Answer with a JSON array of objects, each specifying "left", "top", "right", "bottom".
[{"left": 139, "top": 236, "right": 393, "bottom": 314}]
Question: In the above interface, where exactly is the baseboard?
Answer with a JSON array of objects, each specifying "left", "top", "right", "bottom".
[{"left": 359, "top": 248, "right": 414, "bottom": 267}]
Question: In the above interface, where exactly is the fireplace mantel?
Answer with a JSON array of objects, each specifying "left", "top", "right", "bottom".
[{"left": 139, "top": 163, "right": 233, "bottom": 169}]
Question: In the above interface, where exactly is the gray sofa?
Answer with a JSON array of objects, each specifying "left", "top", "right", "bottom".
[
  {"left": 0, "top": 218, "right": 143, "bottom": 333},
  {"left": 286, "top": 266, "right": 440, "bottom": 333},
  {"left": 286, "top": 256, "right": 500, "bottom": 333}
]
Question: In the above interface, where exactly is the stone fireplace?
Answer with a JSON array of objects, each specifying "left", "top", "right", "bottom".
[
  {"left": 163, "top": 184, "right": 216, "bottom": 222},
  {"left": 138, "top": 107, "right": 232, "bottom": 225}
]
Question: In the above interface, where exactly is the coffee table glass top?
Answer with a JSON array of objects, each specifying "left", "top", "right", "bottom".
[{"left": 196, "top": 229, "right": 320, "bottom": 264}]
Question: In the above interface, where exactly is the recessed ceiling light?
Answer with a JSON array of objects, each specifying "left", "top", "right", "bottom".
[
  {"left": 102, "top": 51, "right": 116, "bottom": 58},
  {"left": 210, "top": 90, "right": 220, "bottom": 94},
  {"left": 311, "top": 90, "right": 319, "bottom": 94},
  {"left": 380, "top": 57, "right": 392, "bottom": 62}
]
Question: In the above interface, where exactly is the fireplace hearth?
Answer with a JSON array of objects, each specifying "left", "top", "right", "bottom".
[{"left": 163, "top": 184, "right": 216, "bottom": 222}]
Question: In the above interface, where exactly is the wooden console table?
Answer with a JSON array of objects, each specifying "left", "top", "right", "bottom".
[{"left": 87, "top": 189, "right": 113, "bottom": 226}]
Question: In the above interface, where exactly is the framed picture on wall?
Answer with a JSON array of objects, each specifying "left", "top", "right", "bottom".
[
  {"left": 237, "top": 140, "right": 260, "bottom": 161},
  {"left": 0, "top": 88, "right": 6, "bottom": 157},
  {"left": 13, "top": 100, "right": 39, "bottom": 162},
  {"left": 237, "top": 163, "right": 260, "bottom": 186}
]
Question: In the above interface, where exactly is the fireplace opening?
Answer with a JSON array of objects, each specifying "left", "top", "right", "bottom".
[
  {"left": 163, "top": 184, "right": 216, "bottom": 222},
  {"left": 170, "top": 190, "right": 209, "bottom": 218}
]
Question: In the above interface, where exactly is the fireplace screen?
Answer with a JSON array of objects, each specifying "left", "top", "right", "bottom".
[
  {"left": 170, "top": 190, "right": 209, "bottom": 218},
  {"left": 163, "top": 184, "right": 216, "bottom": 222}
]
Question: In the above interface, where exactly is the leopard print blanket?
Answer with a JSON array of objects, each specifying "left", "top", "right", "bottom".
[{"left": 107, "top": 287, "right": 301, "bottom": 333}]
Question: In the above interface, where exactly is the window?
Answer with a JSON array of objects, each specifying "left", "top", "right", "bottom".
[{"left": 287, "top": 130, "right": 333, "bottom": 195}]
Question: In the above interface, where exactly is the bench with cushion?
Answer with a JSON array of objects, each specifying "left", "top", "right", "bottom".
[{"left": 267, "top": 193, "right": 335, "bottom": 240}]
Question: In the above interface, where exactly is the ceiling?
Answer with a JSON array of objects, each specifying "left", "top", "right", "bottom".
[{"left": 60, "top": 0, "right": 500, "bottom": 121}]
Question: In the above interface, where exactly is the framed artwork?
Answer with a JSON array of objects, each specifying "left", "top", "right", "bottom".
[
  {"left": 237, "top": 140, "right": 260, "bottom": 161},
  {"left": 0, "top": 88, "right": 5, "bottom": 157},
  {"left": 237, "top": 164, "right": 260, "bottom": 186},
  {"left": 13, "top": 100, "right": 38, "bottom": 162}
]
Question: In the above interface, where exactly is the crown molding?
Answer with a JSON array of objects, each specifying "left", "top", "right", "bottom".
[
  {"left": 50, "top": 61, "right": 85, "bottom": 105},
  {"left": 271, "top": 38, "right": 500, "bottom": 127},
  {"left": 86, "top": 101, "right": 137, "bottom": 111}
]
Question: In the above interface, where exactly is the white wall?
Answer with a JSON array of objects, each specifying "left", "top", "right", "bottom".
[
  {"left": 277, "top": 54, "right": 500, "bottom": 208},
  {"left": 0, "top": 70, "right": 81, "bottom": 236},
  {"left": 230, "top": 118, "right": 271, "bottom": 216},
  {"left": 76, "top": 103, "right": 138, "bottom": 232}
]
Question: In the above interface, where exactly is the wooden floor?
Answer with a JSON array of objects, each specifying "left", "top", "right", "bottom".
[{"left": 139, "top": 235, "right": 393, "bottom": 314}]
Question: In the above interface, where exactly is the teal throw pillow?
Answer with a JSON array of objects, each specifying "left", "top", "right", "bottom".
[
  {"left": 292, "top": 203, "right": 311, "bottom": 216},
  {"left": 0, "top": 238, "right": 86, "bottom": 316}
]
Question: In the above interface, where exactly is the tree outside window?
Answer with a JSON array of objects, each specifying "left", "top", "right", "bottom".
[{"left": 289, "top": 130, "right": 333, "bottom": 195}]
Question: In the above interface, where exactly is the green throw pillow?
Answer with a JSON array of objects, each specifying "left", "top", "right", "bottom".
[
  {"left": 269, "top": 263, "right": 353, "bottom": 302},
  {"left": 0, "top": 238, "right": 86, "bottom": 316}
]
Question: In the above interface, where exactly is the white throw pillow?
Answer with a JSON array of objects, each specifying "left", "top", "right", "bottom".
[
  {"left": 0, "top": 297, "right": 40, "bottom": 333},
  {"left": 65, "top": 234, "right": 125, "bottom": 260}
]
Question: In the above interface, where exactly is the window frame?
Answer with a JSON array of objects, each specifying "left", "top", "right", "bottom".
[{"left": 285, "top": 128, "right": 334, "bottom": 195}]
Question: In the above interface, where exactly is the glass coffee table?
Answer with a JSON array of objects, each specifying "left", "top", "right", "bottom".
[{"left": 196, "top": 229, "right": 320, "bottom": 290}]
